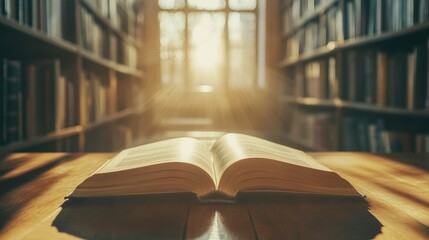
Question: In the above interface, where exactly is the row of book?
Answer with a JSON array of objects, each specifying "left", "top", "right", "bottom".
[
  {"left": 294, "top": 56, "right": 339, "bottom": 99},
  {"left": 292, "top": 39, "right": 429, "bottom": 110},
  {"left": 85, "top": 123, "right": 134, "bottom": 151},
  {"left": 0, "top": 0, "right": 73, "bottom": 40},
  {"left": 1, "top": 58, "right": 76, "bottom": 145},
  {"left": 285, "top": 5, "right": 343, "bottom": 59},
  {"left": 345, "top": 0, "right": 429, "bottom": 39},
  {"left": 80, "top": 5, "right": 140, "bottom": 68},
  {"left": 287, "top": 109, "right": 429, "bottom": 153},
  {"left": 81, "top": 6, "right": 109, "bottom": 59},
  {"left": 283, "top": 0, "right": 338, "bottom": 37},
  {"left": 288, "top": 110, "right": 337, "bottom": 150},
  {"left": 283, "top": 0, "right": 429, "bottom": 60},
  {"left": 343, "top": 44, "right": 428, "bottom": 109},
  {"left": 342, "top": 118, "right": 429, "bottom": 153},
  {"left": 84, "top": 0, "right": 144, "bottom": 39}
]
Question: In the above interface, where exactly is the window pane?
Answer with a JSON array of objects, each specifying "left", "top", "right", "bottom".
[
  {"left": 228, "top": 12, "right": 256, "bottom": 89},
  {"left": 159, "top": 12, "right": 186, "bottom": 84},
  {"left": 229, "top": 0, "right": 257, "bottom": 10},
  {"left": 188, "top": 0, "right": 226, "bottom": 10},
  {"left": 188, "top": 13, "right": 225, "bottom": 87},
  {"left": 158, "top": 0, "right": 185, "bottom": 9}
]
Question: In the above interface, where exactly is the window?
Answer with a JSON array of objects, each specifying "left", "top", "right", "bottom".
[{"left": 159, "top": 0, "right": 258, "bottom": 90}]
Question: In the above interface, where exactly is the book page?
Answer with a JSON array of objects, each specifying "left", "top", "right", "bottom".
[
  {"left": 96, "top": 138, "right": 216, "bottom": 181},
  {"left": 211, "top": 134, "right": 331, "bottom": 180}
]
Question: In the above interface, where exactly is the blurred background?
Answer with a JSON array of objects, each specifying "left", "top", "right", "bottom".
[{"left": 0, "top": 0, "right": 428, "bottom": 154}]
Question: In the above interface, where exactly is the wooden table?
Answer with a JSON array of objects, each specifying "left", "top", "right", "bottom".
[{"left": 0, "top": 152, "right": 428, "bottom": 239}]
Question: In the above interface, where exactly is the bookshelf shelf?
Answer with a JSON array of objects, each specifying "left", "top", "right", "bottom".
[
  {"left": 86, "top": 105, "right": 146, "bottom": 131},
  {"left": 80, "top": 0, "right": 142, "bottom": 48},
  {"left": 283, "top": 0, "right": 339, "bottom": 39},
  {"left": 0, "top": 0, "right": 146, "bottom": 153},
  {"left": 113, "top": 63, "right": 144, "bottom": 78},
  {"left": 283, "top": 97, "right": 429, "bottom": 118},
  {"left": 341, "top": 102, "right": 429, "bottom": 118},
  {"left": 280, "top": 23, "right": 429, "bottom": 68},
  {"left": 80, "top": 50, "right": 143, "bottom": 77},
  {"left": 281, "top": 96, "right": 337, "bottom": 108},
  {"left": 0, "top": 126, "right": 83, "bottom": 155},
  {"left": 0, "top": 17, "right": 78, "bottom": 54}
]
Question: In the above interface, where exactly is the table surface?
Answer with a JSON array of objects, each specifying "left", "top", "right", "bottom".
[{"left": 0, "top": 152, "right": 428, "bottom": 240}]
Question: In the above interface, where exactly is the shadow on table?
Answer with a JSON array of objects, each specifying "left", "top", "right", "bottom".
[
  {"left": 53, "top": 195, "right": 382, "bottom": 240},
  {"left": 53, "top": 194, "right": 194, "bottom": 239},
  {"left": 244, "top": 194, "right": 382, "bottom": 240}
]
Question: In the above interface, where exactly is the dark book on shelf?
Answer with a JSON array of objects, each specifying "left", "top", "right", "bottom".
[
  {"left": 346, "top": 51, "right": 358, "bottom": 101},
  {"left": 341, "top": 117, "right": 358, "bottom": 151},
  {"left": 420, "top": 0, "right": 429, "bottom": 23},
  {"left": 25, "top": 59, "right": 60, "bottom": 137},
  {"left": 1, "top": 59, "right": 23, "bottom": 145},
  {"left": 427, "top": 39, "right": 429, "bottom": 110},
  {"left": 363, "top": 51, "right": 376, "bottom": 104},
  {"left": 407, "top": 44, "right": 428, "bottom": 110},
  {"left": 46, "top": 0, "right": 62, "bottom": 38},
  {"left": 328, "top": 57, "right": 338, "bottom": 99},
  {"left": 376, "top": 52, "right": 388, "bottom": 106},
  {"left": 345, "top": 0, "right": 356, "bottom": 39},
  {"left": 367, "top": 0, "right": 376, "bottom": 36},
  {"left": 37, "top": 0, "right": 47, "bottom": 32},
  {"left": 70, "top": 133, "right": 362, "bottom": 201}
]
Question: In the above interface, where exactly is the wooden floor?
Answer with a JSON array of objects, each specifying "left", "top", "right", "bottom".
[{"left": 0, "top": 152, "right": 428, "bottom": 239}]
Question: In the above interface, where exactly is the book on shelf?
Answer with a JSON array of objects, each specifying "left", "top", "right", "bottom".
[
  {"left": 1, "top": 0, "right": 69, "bottom": 39},
  {"left": 289, "top": 110, "right": 336, "bottom": 150},
  {"left": 25, "top": 59, "right": 75, "bottom": 139},
  {"left": 341, "top": 117, "right": 429, "bottom": 153},
  {"left": 282, "top": 0, "right": 429, "bottom": 63},
  {"left": 80, "top": 6, "right": 109, "bottom": 59},
  {"left": 304, "top": 60, "right": 328, "bottom": 98},
  {"left": 328, "top": 57, "right": 338, "bottom": 99},
  {"left": 1, "top": 59, "right": 23, "bottom": 145},
  {"left": 407, "top": 43, "right": 428, "bottom": 110},
  {"left": 70, "top": 133, "right": 361, "bottom": 201},
  {"left": 427, "top": 39, "right": 429, "bottom": 109},
  {"left": 376, "top": 52, "right": 388, "bottom": 106},
  {"left": 28, "top": 59, "right": 59, "bottom": 135},
  {"left": 83, "top": 71, "right": 109, "bottom": 123}
]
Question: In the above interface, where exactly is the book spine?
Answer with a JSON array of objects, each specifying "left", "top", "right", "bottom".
[
  {"left": 198, "top": 190, "right": 236, "bottom": 204},
  {"left": 2, "top": 59, "right": 23, "bottom": 144}
]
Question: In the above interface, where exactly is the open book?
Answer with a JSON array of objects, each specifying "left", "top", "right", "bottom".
[{"left": 70, "top": 133, "right": 361, "bottom": 201}]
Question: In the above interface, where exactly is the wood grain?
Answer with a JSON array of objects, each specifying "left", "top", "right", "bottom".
[
  {"left": 247, "top": 196, "right": 381, "bottom": 240},
  {"left": 313, "top": 153, "right": 429, "bottom": 240},
  {"left": 0, "top": 152, "right": 428, "bottom": 239},
  {"left": 0, "top": 153, "right": 113, "bottom": 240},
  {"left": 186, "top": 204, "right": 256, "bottom": 239}
]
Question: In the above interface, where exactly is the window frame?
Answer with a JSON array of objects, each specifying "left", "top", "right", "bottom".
[{"left": 158, "top": 0, "right": 259, "bottom": 90}]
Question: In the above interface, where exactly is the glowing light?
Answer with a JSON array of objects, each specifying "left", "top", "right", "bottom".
[
  {"left": 197, "top": 85, "right": 214, "bottom": 93},
  {"left": 327, "top": 41, "right": 336, "bottom": 50},
  {"left": 190, "top": 14, "right": 225, "bottom": 69}
]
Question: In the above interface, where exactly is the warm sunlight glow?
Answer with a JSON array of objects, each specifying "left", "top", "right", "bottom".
[
  {"left": 191, "top": 19, "right": 223, "bottom": 69},
  {"left": 189, "top": 13, "right": 225, "bottom": 87},
  {"left": 188, "top": 0, "right": 225, "bottom": 10},
  {"left": 158, "top": 0, "right": 258, "bottom": 89},
  {"left": 197, "top": 85, "right": 214, "bottom": 93}
]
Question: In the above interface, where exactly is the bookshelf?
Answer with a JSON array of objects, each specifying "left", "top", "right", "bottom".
[
  {"left": 280, "top": 0, "right": 429, "bottom": 153},
  {"left": 0, "top": 0, "right": 147, "bottom": 154}
]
